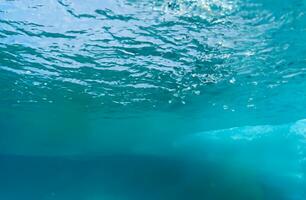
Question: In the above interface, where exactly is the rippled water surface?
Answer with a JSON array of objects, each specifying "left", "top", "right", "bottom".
[{"left": 0, "top": 0, "right": 306, "bottom": 199}]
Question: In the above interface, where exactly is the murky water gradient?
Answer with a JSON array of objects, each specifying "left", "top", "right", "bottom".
[{"left": 0, "top": 0, "right": 306, "bottom": 199}]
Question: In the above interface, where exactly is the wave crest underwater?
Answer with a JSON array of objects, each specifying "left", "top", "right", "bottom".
[{"left": 0, "top": 0, "right": 306, "bottom": 199}]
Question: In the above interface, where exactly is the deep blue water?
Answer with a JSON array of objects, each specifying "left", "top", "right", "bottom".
[{"left": 0, "top": 0, "right": 306, "bottom": 199}]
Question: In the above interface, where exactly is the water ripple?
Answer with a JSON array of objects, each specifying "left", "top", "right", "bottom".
[{"left": 0, "top": 0, "right": 306, "bottom": 122}]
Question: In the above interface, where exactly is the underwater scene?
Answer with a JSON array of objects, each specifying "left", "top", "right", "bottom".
[{"left": 0, "top": 0, "right": 306, "bottom": 199}]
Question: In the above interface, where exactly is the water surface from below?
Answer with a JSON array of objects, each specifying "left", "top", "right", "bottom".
[{"left": 0, "top": 0, "right": 306, "bottom": 199}]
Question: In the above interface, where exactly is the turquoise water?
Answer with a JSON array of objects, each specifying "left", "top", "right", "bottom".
[{"left": 0, "top": 0, "right": 306, "bottom": 199}]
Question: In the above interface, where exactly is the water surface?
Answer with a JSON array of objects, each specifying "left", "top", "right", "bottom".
[{"left": 0, "top": 0, "right": 306, "bottom": 199}]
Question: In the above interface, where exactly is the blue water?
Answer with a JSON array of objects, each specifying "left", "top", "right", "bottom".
[{"left": 0, "top": 0, "right": 306, "bottom": 199}]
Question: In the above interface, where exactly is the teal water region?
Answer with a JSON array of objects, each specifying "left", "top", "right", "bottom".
[{"left": 0, "top": 0, "right": 306, "bottom": 199}]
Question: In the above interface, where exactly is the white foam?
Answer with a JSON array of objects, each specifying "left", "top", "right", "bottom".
[
  {"left": 162, "top": 0, "right": 236, "bottom": 19},
  {"left": 291, "top": 119, "right": 306, "bottom": 138}
]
